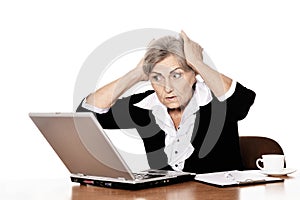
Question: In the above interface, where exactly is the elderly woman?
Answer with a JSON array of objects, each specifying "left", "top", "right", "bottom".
[{"left": 77, "top": 31, "right": 256, "bottom": 174}]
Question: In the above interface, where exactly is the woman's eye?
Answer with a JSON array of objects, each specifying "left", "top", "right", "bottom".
[
  {"left": 151, "top": 75, "right": 162, "bottom": 82},
  {"left": 172, "top": 72, "right": 182, "bottom": 79}
]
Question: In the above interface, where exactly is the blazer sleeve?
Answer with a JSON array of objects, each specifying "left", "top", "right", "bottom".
[
  {"left": 225, "top": 82, "right": 256, "bottom": 121},
  {"left": 76, "top": 91, "right": 154, "bottom": 129}
]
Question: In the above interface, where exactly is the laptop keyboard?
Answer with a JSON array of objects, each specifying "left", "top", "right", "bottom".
[{"left": 133, "top": 173, "right": 166, "bottom": 180}]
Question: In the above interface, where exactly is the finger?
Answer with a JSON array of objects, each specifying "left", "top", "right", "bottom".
[{"left": 180, "top": 30, "right": 189, "bottom": 41}]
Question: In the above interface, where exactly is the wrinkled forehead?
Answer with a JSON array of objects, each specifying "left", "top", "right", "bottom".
[{"left": 151, "top": 55, "right": 186, "bottom": 72}]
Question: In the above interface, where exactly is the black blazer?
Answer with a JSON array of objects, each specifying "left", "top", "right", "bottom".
[{"left": 77, "top": 82, "right": 256, "bottom": 174}]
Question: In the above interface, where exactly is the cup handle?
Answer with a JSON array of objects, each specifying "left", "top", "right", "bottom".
[{"left": 256, "top": 158, "right": 264, "bottom": 170}]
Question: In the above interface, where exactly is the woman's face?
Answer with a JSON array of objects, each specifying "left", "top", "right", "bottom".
[{"left": 149, "top": 55, "right": 196, "bottom": 109}]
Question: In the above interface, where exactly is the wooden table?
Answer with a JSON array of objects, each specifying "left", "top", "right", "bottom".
[{"left": 2, "top": 174, "right": 299, "bottom": 200}]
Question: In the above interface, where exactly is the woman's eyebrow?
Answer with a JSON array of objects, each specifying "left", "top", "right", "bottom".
[
  {"left": 170, "top": 67, "right": 184, "bottom": 74},
  {"left": 150, "top": 71, "right": 162, "bottom": 75},
  {"left": 151, "top": 67, "right": 184, "bottom": 75}
]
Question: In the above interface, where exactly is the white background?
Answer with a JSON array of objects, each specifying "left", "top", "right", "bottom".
[{"left": 1, "top": 0, "right": 300, "bottom": 180}]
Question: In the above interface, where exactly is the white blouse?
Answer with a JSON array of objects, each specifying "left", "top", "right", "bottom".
[{"left": 83, "top": 78, "right": 237, "bottom": 171}]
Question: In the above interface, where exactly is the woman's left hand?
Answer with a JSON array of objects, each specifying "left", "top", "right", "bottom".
[{"left": 180, "top": 30, "right": 204, "bottom": 74}]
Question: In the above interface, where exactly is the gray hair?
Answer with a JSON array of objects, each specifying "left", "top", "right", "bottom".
[{"left": 143, "top": 35, "right": 191, "bottom": 75}]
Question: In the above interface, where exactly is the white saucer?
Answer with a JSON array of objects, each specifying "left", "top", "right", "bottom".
[{"left": 259, "top": 168, "right": 297, "bottom": 176}]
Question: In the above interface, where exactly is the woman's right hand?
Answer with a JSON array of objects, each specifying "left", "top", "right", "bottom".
[
  {"left": 134, "top": 56, "right": 148, "bottom": 81},
  {"left": 134, "top": 38, "right": 156, "bottom": 82}
]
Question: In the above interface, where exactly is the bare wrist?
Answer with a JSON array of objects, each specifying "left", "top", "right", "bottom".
[{"left": 131, "top": 67, "right": 148, "bottom": 81}]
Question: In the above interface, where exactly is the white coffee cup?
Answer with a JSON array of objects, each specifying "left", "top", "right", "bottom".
[{"left": 256, "top": 154, "right": 285, "bottom": 172}]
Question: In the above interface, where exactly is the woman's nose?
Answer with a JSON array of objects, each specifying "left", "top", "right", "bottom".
[{"left": 164, "top": 80, "right": 173, "bottom": 93}]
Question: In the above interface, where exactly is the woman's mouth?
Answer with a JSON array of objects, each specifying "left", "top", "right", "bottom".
[{"left": 166, "top": 96, "right": 177, "bottom": 102}]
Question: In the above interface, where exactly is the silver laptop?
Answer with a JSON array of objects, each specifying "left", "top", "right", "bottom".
[{"left": 29, "top": 112, "right": 195, "bottom": 190}]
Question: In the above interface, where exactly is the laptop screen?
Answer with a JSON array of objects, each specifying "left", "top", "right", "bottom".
[{"left": 29, "top": 112, "right": 134, "bottom": 180}]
